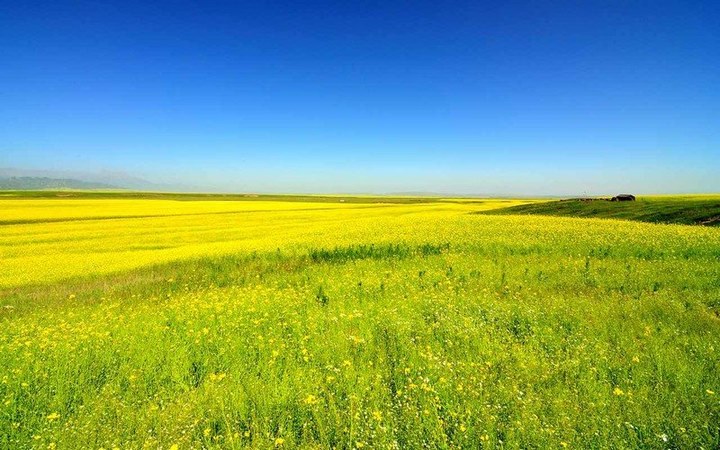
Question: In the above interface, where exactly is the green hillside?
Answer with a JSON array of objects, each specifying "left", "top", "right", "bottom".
[{"left": 481, "top": 196, "right": 720, "bottom": 226}]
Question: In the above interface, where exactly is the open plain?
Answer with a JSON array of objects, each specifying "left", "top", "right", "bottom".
[{"left": 1, "top": 193, "right": 719, "bottom": 449}]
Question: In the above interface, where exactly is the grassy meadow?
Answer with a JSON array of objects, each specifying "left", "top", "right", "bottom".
[
  {"left": 1, "top": 193, "right": 719, "bottom": 449},
  {"left": 481, "top": 195, "right": 720, "bottom": 226}
]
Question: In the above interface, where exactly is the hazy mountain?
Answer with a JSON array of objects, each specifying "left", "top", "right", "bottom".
[
  {"left": 0, "top": 168, "right": 200, "bottom": 192},
  {"left": 0, "top": 176, "right": 118, "bottom": 190}
]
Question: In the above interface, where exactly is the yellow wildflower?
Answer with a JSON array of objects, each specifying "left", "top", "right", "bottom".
[{"left": 209, "top": 372, "right": 226, "bottom": 382}]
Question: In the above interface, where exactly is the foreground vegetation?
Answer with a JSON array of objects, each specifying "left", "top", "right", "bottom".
[
  {"left": 1, "top": 195, "right": 719, "bottom": 449},
  {"left": 480, "top": 195, "right": 720, "bottom": 226}
]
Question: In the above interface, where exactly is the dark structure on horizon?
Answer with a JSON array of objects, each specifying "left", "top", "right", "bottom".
[{"left": 611, "top": 194, "right": 636, "bottom": 202}]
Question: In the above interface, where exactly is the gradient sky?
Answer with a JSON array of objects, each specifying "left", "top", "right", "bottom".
[{"left": 2, "top": 0, "right": 719, "bottom": 194}]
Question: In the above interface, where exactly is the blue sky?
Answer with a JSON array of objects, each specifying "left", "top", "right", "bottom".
[{"left": 1, "top": 0, "right": 718, "bottom": 194}]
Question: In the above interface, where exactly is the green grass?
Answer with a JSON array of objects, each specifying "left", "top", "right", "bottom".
[
  {"left": 1, "top": 198, "right": 719, "bottom": 449},
  {"left": 479, "top": 195, "right": 720, "bottom": 226}
]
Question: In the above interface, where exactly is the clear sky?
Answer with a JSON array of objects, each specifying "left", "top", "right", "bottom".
[{"left": 1, "top": 0, "right": 718, "bottom": 194}]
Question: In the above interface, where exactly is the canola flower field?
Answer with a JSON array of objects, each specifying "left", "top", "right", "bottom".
[{"left": 1, "top": 195, "right": 719, "bottom": 449}]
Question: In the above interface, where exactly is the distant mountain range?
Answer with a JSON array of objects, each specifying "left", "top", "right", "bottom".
[
  {"left": 0, "top": 168, "right": 198, "bottom": 192},
  {"left": 0, "top": 176, "right": 119, "bottom": 190}
]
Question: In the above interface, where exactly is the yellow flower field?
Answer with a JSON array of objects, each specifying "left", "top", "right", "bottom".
[
  {"left": 1, "top": 195, "right": 718, "bottom": 449},
  {"left": 0, "top": 198, "right": 532, "bottom": 288}
]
